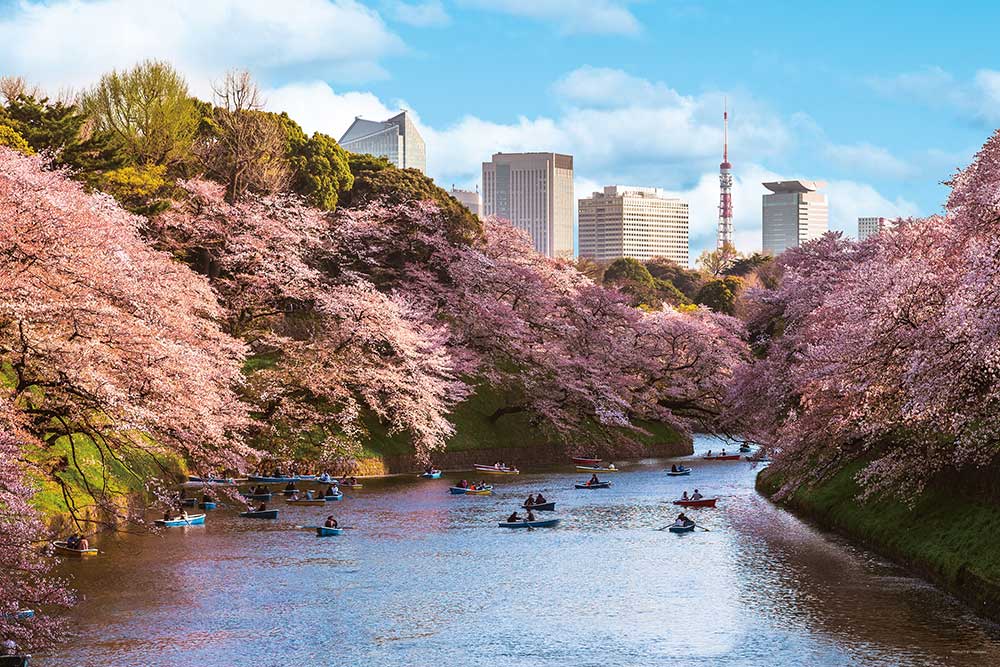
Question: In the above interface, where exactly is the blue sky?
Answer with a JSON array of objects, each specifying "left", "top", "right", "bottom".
[{"left": 1, "top": 0, "right": 997, "bottom": 260}]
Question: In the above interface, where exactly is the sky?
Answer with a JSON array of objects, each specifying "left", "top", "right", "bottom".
[{"left": 1, "top": 0, "right": 998, "bottom": 262}]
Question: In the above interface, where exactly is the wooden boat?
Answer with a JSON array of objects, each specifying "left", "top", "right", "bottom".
[
  {"left": 313, "top": 525, "right": 345, "bottom": 536},
  {"left": 155, "top": 514, "right": 206, "bottom": 527},
  {"left": 473, "top": 464, "right": 519, "bottom": 475},
  {"left": 666, "top": 467, "right": 692, "bottom": 476},
  {"left": 668, "top": 523, "right": 696, "bottom": 533},
  {"left": 239, "top": 509, "right": 278, "bottom": 519},
  {"left": 575, "top": 465, "right": 618, "bottom": 473},
  {"left": 420, "top": 470, "right": 442, "bottom": 479},
  {"left": 242, "top": 492, "right": 273, "bottom": 501},
  {"left": 324, "top": 492, "right": 344, "bottom": 501},
  {"left": 702, "top": 454, "right": 741, "bottom": 461},
  {"left": 522, "top": 501, "right": 555, "bottom": 511},
  {"left": 52, "top": 540, "right": 99, "bottom": 557},
  {"left": 571, "top": 456, "right": 602, "bottom": 465},
  {"left": 180, "top": 497, "right": 197, "bottom": 506},
  {"left": 673, "top": 497, "right": 717, "bottom": 508},
  {"left": 286, "top": 498, "right": 326, "bottom": 506},
  {"left": 498, "top": 518, "right": 560, "bottom": 529},
  {"left": 198, "top": 501, "right": 217, "bottom": 510},
  {"left": 575, "top": 481, "right": 611, "bottom": 489}
]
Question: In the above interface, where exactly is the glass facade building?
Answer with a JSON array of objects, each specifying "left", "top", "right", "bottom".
[{"left": 339, "top": 111, "right": 426, "bottom": 173}]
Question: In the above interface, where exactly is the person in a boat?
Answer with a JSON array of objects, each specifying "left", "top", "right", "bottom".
[
  {"left": 525, "top": 494, "right": 536, "bottom": 506},
  {"left": 681, "top": 490, "right": 690, "bottom": 501},
  {"left": 525, "top": 509, "right": 536, "bottom": 522},
  {"left": 459, "top": 479, "right": 469, "bottom": 489},
  {"left": 3, "top": 638, "right": 18, "bottom": 656},
  {"left": 304, "top": 489, "right": 314, "bottom": 500},
  {"left": 325, "top": 485, "right": 338, "bottom": 497},
  {"left": 289, "top": 491, "right": 300, "bottom": 502},
  {"left": 478, "top": 480, "right": 488, "bottom": 489},
  {"left": 260, "top": 485, "right": 270, "bottom": 494},
  {"left": 202, "top": 493, "right": 212, "bottom": 503},
  {"left": 324, "top": 516, "right": 338, "bottom": 528},
  {"left": 706, "top": 449, "right": 713, "bottom": 457},
  {"left": 691, "top": 489, "right": 703, "bottom": 500},
  {"left": 721, "top": 449, "right": 727, "bottom": 456},
  {"left": 425, "top": 465, "right": 434, "bottom": 474},
  {"left": 671, "top": 464, "right": 678, "bottom": 472},
  {"left": 507, "top": 511, "right": 520, "bottom": 522},
  {"left": 589, "top": 473, "right": 600, "bottom": 485},
  {"left": 674, "top": 513, "right": 691, "bottom": 526},
  {"left": 535, "top": 492, "right": 546, "bottom": 504},
  {"left": 180, "top": 488, "right": 188, "bottom": 499},
  {"left": 285, "top": 481, "right": 297, "bottom": 492},
  {"left": 66, "top": 534, "right": 79, "bottom": 549},
  {"left": 77, "top": 536, "right": 89, "bottom": 550},
  {"left": 256, "top": 503, "right": 267, "bottom": 512}
]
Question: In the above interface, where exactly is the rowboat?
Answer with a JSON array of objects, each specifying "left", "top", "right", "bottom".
[
  {"left": 673, "top": 497, "right": 717, "bottom": 508},
  {"left": 324, "top": 492, "right": 344, "bottom": 501},
  {"left": 449, "top": 487, "right": 469, "bottom": 495},
  {"left": 499, "top": 518, "right": 561, "bottom": 529},
  {"left": 575, "top": 482, "right": 611, "bottom": 489},
  {"left": 248, "top": 475, "right": 299, "bottom": 484},
  {"left": 297, "top": 474, "right": 318, "bottom": 480},
  {"left": 465, "top": 488, "right": 493, "bottom": 496},
  {"left": 180, "top": 497, "right": 197, "bottom": 506},
  {"left": 155, "top": 514, "right": 206, "bottom": 527},
  {"left": 339, "top": 482, "right": 363, "bottom": 489},
  {"left": 242, "top": 492, "right": 273, "bottom": 501},
  {"left": 314, "top": 526, "right": 344, "bottom": 536},
  {"left": 746, "top": 455, "right": 772, "bottom": 464},
  {"left": 198, "top": 501, "right": 217, "bottom": 510},
  {"left": 666, "top": 468, "right": 692, "bottom": 476},
  {"left": 286, "top": 499, "right": 326, "bottom": 506},
  {"left": 522, "top": 501, "right": 555, "bottom": 511},
  {"left": 52, "top": 540, "right": 99, "bottom": 557},
  {"left": 282, "top": 488, "right": 301, "bottom": 495},
  {"left": 188, "top": 476, "right": 236, "bottom": 485},
  {"left": 668, "top": 523, "right": 696, "bottom": 533},
  {"left": 239, "top": 509, "right": 278, "bottom": 519},
  {"left": 739, "top": 445, "right": 752, "bottom": 453},
  {"left": 473, "top": 464, "right": 519, "bottom": 475},
  {"left": 420, "top": 470, "right": 442, "bottom": 479},
  {"left": 702, "top": 454, "right": 740, "bottom": 461},
  {"left": 15, "top": 610, "right": 34, "bottom": 620},
  {"left": 571, "top": 456, "right": 602, "bottom": 465},
  {"left": 575, "top": 465, "right": 618, "bottom": 473}
]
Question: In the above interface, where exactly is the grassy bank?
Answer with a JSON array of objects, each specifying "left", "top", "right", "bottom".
[{"left": 757, "top": 461, "right": 1000, "bottom": 621}]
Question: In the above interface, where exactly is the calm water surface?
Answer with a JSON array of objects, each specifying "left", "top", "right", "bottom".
[{"left": 45, "top": 436, "right": 1000, "bottom": 666}]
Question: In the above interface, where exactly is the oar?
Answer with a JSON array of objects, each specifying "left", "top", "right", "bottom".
[{"left": 693, "top": 523, "right": 711, "bottom": 532}]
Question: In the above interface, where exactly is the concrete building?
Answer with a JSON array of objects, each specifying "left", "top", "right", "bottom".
[
  {"left": 858, "top": 216, "right": 892, "bottom": 241},
  {"left": 449, "top": 187, "right": 481, "bottom": 218},
  {"left": 762, "top": 180, "right": 829, "bottom": 255},
  {"left": 578, "top": 186, "right": 689, "bottom": 266},
  {"left": 482, "top": 152, "right": 574, "bottom": 258},
  {"left": 339, "top": 111, "right": 426, "bottom": 173}
]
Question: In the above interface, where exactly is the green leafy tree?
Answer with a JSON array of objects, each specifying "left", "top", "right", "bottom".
[
  {"left": 644, "top": 257, "right": 703, "bottom": 300},
  {"left": 343, "top": 152, "right": 481, "bottom": 244},
  {"left": 696, "top": 242, "right": 740, "bottom": 276},
  {"left": 97, "top": 164, "right": 173, "bottom": 215},
  {"left": 282, "top": 114, "right": 353, "bottom": 210},
  {"left": 604, "top": 257, "right": 655, "bottom": 285},
  {"left": 81, "top": 60, "right": 199, "bottom": 169},
  {"left": 725, "top": 252, "right": 773, "bottom": 278},
  {"left": 695, "top": 276, "right": 743, "bottom": 315},
  {"left": 0, "top": 124, "right": 32, "bottom": 154}
]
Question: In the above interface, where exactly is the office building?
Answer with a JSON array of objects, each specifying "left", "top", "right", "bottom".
[
  {"left": 858, "top": 216, "right": 892, "bottom": 241},
  {"left": 450, "top": 187, "right": 481, "bottom": 218},
  {"left": 482, "top": 152, "right": 574, "bottom": 258},
  {"left": 762, "top": 180, "right": 828, "bottom": 255},
  {"left": 339, "top": 111, "right": 426, "bottom": 173},
  {"left": 578, "top": 186, "right": 689, "bottom": 266}
]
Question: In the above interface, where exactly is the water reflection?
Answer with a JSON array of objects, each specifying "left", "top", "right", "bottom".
[{"left": 44, "top": 435, "right": 1000, "bottom": 666}]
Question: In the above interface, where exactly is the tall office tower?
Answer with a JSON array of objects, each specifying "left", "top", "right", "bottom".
[
  {"left": 718, "top": 102, "right": 734, "bottom": 249},
  {"left": 449, "top": 187, "right": 481, "bottom": 218},
  {"left": 578, "top": 186, "right": 689, "bottom": 266},
  {"left": 761, "top": 180, "right": 829, "bottom": 255},
  {"left": 339, "top": 111, "right": 426, "bottom": 173},
  {"left": 858, "top": 216, "right": 892, "bottom": 241},
  {"left": 482, "top": 152, "right": 574, "bottom": 258}
]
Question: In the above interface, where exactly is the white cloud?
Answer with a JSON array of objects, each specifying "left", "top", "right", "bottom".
[
  {"left": 553, "top": 66, "right": 685, "bottom": 108},
  {"left": 384, "top": 1, "right": 451, "bottom": 27},
  {"left": 824, "top": 180, "right": 920, "bottom": 237},
  {"left": 459, "top": 0, "right": 641, "bottom": 35},
  {"left": 265, "top": 80, "right": 399, "bottom": 140},
  {"left": 823, "top": 142, "right": 911, "bottom": 179},
  {"left": 0, "top": 0, "right": 403, "bottom": 95},
  {"left": 868, "top": 66, "right": 1000, "bottom": 124}
]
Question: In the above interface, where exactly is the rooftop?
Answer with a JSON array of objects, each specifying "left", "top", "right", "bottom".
[{"left": 763, "top": 180, "right": 826, "bottom": 193}]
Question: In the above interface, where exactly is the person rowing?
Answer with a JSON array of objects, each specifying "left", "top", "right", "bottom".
[
  {"left": 304, "top": 489, "right": 314, "bottom": 500},
  {"left": 525, "top": 494, "right": 536, "bottom": 506},
  {"left": 674, "top": 512, "right": 693, "bottom": 527},
  {"left": 459, "top": 479, "right": 469, "bottom": 489},
  {"left": 671, "top": 464, "right": 678, "bottom": 472},
  {"left": 589, "top": 473, "right": 600, "bottom": 486},
  {"left": 66, "top": 534, "right": 80, "bottom": 549},
  {"left": 525, "top": 509, "right": 536, "bottom": 522},
  {"left": 507, "top": 511, "right": 520, "bottom": 523},
  {"left": 534, "top": 492, "right": 546, "bottom": 504},
  {"left": 324, "top": 485, "right": 338, "bottom": 497},
  {"left": 256, "top": 502, "right": 267, "bottom": 512},
  {"left": 324, "top": 515, "right": 338, "bottom": 528},
  {"left": 691, "top": 489, "right": 704, "bottom": 500}
]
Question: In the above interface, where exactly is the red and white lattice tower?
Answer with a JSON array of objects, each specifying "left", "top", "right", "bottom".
[{"left": 717, "top": 100, "right": 734, "bottom": 249}]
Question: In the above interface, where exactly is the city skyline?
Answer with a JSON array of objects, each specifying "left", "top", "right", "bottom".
[{"left": 1, "top": 1, "right": 994, "bottom": 262}]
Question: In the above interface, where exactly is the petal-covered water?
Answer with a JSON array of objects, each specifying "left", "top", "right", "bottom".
[{"left": 45, "top": 436, "right": 1000, "bottom": 666}]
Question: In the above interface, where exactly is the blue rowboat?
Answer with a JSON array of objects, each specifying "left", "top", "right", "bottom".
[
  {"left": 421, "top": 470, "right": 442, "bottom": 479},
  {"left": 155, "top": 514, "right": 206, "bottom": 527},
  {"left": 15, "top": 609, "right": 34, "bottom": 620},
  {"left": 324, "top": 492, "right": 344, "bottom": 501},
  {"left": 498, "top": 518, "right": 561, "bottom": 529},
  {"left": 666, "top": 468, "right": 692, "bottom": 476},
  {"left": 198, "top": 501, "right": 217, "bottom": 510},
  {"left": 575, "top": 482, "right": 611, "bottom": 489},
  {"left": 180, "top": 497, "right": 197, "bottom": 506},
  {"left": 668, "top": 523, "right": 696, "bottom": 533},
  {"left": 522, "top": 501, "right": 556, "bottom": 511},
  {"left": 248, "top": 475, "right": 298, "bottom": 484},
  {"left": 242, "top": 493, "right": 273, "bottom": 501},
  {"left": 449, "top": 487, "right": 468, "bottom": 494},
  {"left": 239, "top": 509, "right": 278, "bottom": 519},
  {"left": 314, "top": 526, "right": 345, "bottom": 536}
]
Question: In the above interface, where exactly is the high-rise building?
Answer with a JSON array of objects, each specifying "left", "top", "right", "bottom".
[
  {"left": 339, "top": 111, "right": 426, "bottom": 173},
  {"left": 718, "top": 102, "right": 734, "bottom": 249},
  {"left": 482, "top": 152, "right": 574, "bottom": 258},
  {"left": 449, "top": 187, "right": 481, "bottom": 218},
  {"left": 762, "top": 180, "right": 828, "bottom": 255},
  {"left": 578, "top": 186, "right": 689, "bottom": 266},
  {"left": 858, "top": 216, "right": 892, "bottom": 241}
]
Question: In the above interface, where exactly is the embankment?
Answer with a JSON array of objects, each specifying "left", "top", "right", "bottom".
[{"left": 757, "top": 460, "right": 1000, "bottom": 622}]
